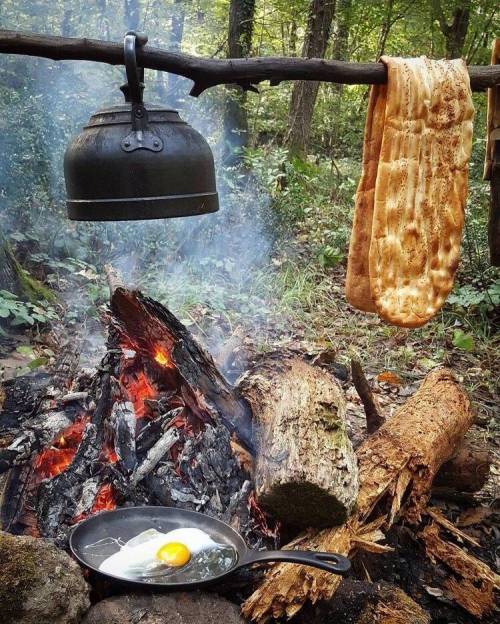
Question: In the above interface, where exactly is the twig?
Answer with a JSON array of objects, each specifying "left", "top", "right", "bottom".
[{"left": 350, "top": 358, "right": 385, "bottom": 434}]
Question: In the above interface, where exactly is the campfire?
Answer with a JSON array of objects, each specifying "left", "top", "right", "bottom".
[{"left": 0, "top": 288, "right": 274, "bottom": 551}]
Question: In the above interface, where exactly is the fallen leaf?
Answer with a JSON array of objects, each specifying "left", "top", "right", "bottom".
[{"left": 377, "top": 371, "right": 403, "bottom": 385}]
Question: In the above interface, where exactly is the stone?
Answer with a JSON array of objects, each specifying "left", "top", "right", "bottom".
[
  {"left": 82, "top": 592, "right": 245, "bottom": 624},
  {"left": 0, "top": 530, "right": 90, "bottom": 624}
]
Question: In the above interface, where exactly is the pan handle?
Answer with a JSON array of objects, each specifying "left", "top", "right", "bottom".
[{"left": 235, "top": 550, "right": 351, "bottom": 575}]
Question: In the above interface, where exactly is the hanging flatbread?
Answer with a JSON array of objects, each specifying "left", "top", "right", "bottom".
[{"left": 346, "top": 56, "right": 474, "bottom": 327}]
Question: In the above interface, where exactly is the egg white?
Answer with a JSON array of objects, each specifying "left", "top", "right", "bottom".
[{"left": 99, "top": 527, "right": 217, "bottom": 578}]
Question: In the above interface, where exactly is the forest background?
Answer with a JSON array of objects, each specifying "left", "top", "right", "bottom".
[{"left": 0, "top": 0, "right": 498, "bottom": 411}]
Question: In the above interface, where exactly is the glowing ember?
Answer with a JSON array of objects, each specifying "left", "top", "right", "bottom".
[
  {"left": 92, "top": 483, "right": 116, "bottom": 512},
  {"left": 34, "top": 416, "right": 89, "bottom": 479},
  {"left": 122, "top": 371, "right": 156, "bottom": 418},
  {"left": 71, "top": 483, "right": 116, "bottom": 524},
  {"left": 154, "top": 346, "right": 173, "bottom": 368},
  {"left": 102, "top": 443, "right": 118, "bottom": 464}
]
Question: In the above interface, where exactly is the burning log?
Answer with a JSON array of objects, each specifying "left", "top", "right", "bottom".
[
  {"left": 110, "top": 288, "right": 253, "bottom": 450},
  {"left": 242, "top": 368, "right": 481, "bottom": 622},
  {"left": 238, "top": 353, "right": 358, "bottom": 529}
]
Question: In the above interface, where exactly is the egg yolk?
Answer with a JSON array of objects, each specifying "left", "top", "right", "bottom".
[{"left": 156, "top": 542, "right": 191, "bottom": 567}]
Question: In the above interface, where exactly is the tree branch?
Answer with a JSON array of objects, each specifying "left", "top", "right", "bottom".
[{"left": 0, "top": 29, "right": 498, "bottom": 96}]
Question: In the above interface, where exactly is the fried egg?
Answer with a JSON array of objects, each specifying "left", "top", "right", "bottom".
[{"left": 99, "top": 527, "right": 218, "bottom": 579}]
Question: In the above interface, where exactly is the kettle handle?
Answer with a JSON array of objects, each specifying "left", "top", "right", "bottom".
[{"left": 123, "top": 31, "right": 148, "bottom": 105}]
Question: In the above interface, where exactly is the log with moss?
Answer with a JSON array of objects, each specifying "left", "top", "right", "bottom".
[
  {"left": 237, "top": 353, "right": 358, "bottom": 529},
  {"left": 242, "top": 368, "right": 484, "bottom": 622},
  {"left": 0, "top": 228, "right": 55, "bottom": 305}
]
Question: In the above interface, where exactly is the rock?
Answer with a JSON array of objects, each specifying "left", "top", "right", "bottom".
[
  {"left": 0, "top": 530, "right": 90, "bottom": 624},
  {"left": 82, "top": 592, "right": 245, "bottom": 624}
]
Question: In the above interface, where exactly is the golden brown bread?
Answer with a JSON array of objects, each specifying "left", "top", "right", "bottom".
[{"left": 346, "top": 56, "right": 474, "bottom": 328}]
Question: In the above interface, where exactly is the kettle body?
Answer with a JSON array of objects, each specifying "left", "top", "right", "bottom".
[{"left": 64, "top": 104, "right": 219, "bottom": 221}]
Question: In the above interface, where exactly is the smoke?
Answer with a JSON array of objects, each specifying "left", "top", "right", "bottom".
[{"left": 0, "top": 6, "right": 279, "bottom": 371}]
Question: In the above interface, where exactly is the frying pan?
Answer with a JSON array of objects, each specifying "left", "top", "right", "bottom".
[{"left": 70, "top": 506, "right": 350, "bottom": 589}]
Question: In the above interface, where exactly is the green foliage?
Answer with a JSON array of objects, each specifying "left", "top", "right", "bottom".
[
  {"left": 0, "top": 289, "right": 58, "bottom": 328},
  {"left": 452, "top": 329, "right": 475, "bottom": 352}
]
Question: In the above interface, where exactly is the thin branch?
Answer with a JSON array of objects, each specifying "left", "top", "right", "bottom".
[
  {"left": 0, "top": 29, "right": 498, "bottom": 96},
  {"left": 350, "top": 358, "right": 386, "bottom": 434}
]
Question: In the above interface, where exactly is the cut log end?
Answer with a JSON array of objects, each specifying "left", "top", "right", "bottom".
[{"left": 258, "top": 481, "right": 351, "bottom": 529}]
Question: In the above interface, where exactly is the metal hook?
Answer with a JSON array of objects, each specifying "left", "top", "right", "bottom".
[{"left": 123, "top": 31, "right": 148, "bottom": 105}]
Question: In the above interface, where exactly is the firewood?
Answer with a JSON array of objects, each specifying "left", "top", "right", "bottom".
[
  {"left": 237, "top": 353, "right": 358, "bottom": 529},
  {"left": 419, "top": 521, "right": 500, "bottom": 618},
  {"left": 242, "top": 368, "right": 477, "bottom": 622},
  {"left": 433, "top": 433, "right": 491, "bottom": 493}
]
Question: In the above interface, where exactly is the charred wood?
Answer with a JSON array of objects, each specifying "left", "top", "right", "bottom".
[
  {"left": 110, "top": 401, "right": 137, "bottom": 475},
  {"left": 130, "top": 427, "right": 179, "bottom": 486}
]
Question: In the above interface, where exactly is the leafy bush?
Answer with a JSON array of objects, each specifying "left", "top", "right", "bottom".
[{"left": 0, "top": 290, "right": 58, "bottom": 329}]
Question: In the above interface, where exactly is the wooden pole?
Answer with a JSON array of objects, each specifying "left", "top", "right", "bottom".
[{"left": 0, "top": 30, "right": 499, "bottom": 96}]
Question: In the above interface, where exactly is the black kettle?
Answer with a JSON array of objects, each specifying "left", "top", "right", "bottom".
[{"left": 64, "top": 32, "right": 218, "bottom": 221}]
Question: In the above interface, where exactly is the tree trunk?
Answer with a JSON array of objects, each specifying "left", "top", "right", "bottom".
[
  {"left": 285, "top": 0, "right": 336, "bottom": 158},
  {"left": 167, "top": 0, "right": 186, "bottom": 107},
  {"left": 432, "top": 0, "right": 471, "bottom": 59},
  {"left": 242, "top": 368, "right": 475, "bottom": 622},
  {"left": 224, "top": 0, "right": 256, "bottom": 163},
  {"left": 123, "top": 0, "right": 140, "bottom": 32},
  {"left": 237, "top": 353, "right": 358, "bottom": 529}
]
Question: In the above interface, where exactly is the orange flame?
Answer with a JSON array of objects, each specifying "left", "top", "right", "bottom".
[
  {"left": 154, "top": 346, "right": 173, "bottom": 368},
  {"left": 34, "top": 416, "right": 89, "bottom": 479}
]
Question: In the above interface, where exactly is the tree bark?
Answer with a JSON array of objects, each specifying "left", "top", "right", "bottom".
[
  {"left": 224, "top": 0, "right": 256, "bottom": 162},
  {"left": 0, "top": 30, "right": 498, "bottom": 95},
  {"left": 432, "top": 0, "right": 471, "bottom": 59},
  {"left": 237, "top": 353, "right": 358, "bottom": 529},
  {"left": 242, "top": 368, "right": 474, "bottom": 622},
  {"left": 285, "top": 0, "right": 336, "bottom": 157}
]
